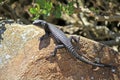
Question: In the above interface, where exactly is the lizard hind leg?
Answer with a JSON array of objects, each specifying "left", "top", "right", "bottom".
[
  {"left": 51, "top": 44, "right": 65, "bottom": 57},
  {"left": 69, "top": 36, "right": 80, "bottom": 43},
  {"left": 69, "top": 36, "right": 80, "bottom": 50}
]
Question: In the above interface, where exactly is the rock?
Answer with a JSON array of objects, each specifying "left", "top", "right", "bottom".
[{"left": 0, "top": 23, "right": 120, "bottom": 80}]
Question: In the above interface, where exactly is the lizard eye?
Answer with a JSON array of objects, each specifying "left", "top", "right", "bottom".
[{"left": 41, "top": 22, "right": 46, "bottom": 26}]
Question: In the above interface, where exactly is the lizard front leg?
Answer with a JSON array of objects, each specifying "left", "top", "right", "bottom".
[
  {"left": 51, "top": 44, "right": 65, "bottom": 57},
  {"left": 39, "top": 33, "right": 50, "bottom": 50},
  {"left": 40, "top": 33, "right": 49, "bottom": 41}
]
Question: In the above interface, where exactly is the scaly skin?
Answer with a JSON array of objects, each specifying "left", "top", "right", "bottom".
[{"left": 33, "top": 20, "right": 114, "bottom": 68}]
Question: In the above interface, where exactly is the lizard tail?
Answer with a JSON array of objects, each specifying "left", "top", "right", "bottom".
[{"left": 67, "top": 45, "right": 113, "bottom": 68}]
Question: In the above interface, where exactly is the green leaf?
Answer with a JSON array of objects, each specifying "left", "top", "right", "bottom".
[
  {"left": 36, "top": 0, "right": 46, "bottom": 8},
  {"left": 45, "top": 2, "right": 52, "bottom": 11},
  {"left": 42, "top": 9, "right": 47, "bottom": 14},
  {"left": 30, "top": 8, "right": 37, "bottom": 14},
  {"left": 29, "top": 0, "right": 75, "bottom": 19},
  {"left": 29, "top": 3, "right": 40, "bottom": 14},
  {"left": 67, "top": 2, "right": 74, "bottom": 15},
  {"left": 55, "top": 11, "right": 61, "bottom": 18},
  {"left": 53, "top": 5, "right": 62, "bottom": 18},
  {"left": 32, "top": 14, "right": 40, "bottom": 20},
  {"left": 0, "top": 0, "right": 2, "bottom": 3}
]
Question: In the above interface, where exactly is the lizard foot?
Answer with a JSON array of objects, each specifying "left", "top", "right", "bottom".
[
  {"left": 50, "top": 52, "right": 56, "bottom": 57},
  {"left": 45, "top": 52, "right": 56, "bottom": 61}
]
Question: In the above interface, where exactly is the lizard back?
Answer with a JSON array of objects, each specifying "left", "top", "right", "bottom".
[{"left": 47, "top": 23, "right": 114, "bottom": 67}]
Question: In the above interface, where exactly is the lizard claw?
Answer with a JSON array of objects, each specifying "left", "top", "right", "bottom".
[
  {"left": 50, "top": 52, "right": 56, "bottom": 57},
  {"left": 40, "top": 37, "right": 44, "bottom": 41}
]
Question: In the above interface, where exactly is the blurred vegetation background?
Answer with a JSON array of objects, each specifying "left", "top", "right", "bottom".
[{"left": 0, "top": 0, "right": 120, "bottom": 51}]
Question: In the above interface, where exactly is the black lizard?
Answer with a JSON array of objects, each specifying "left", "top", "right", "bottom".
[{"left": 33, "top": 20, "right": 115, "bottom": 68}]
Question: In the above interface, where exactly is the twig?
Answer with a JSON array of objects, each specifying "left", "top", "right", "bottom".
[
  {"left": 0, "top": 2, "right": 30, "bottom": 24},
  {"left": 95, "top": 16, "right": 120, "bottom": 21}
]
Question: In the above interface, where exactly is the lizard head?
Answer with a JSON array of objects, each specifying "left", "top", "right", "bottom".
[{"left": 33, "top": 20, "right": 47, "bottom": 28}]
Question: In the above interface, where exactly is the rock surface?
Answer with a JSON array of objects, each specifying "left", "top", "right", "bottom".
[{"left": 0, "top": 24, "right": 120, "bottom": 80}]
